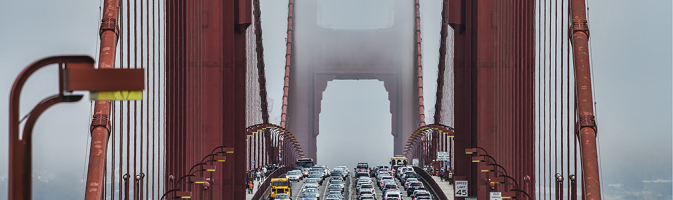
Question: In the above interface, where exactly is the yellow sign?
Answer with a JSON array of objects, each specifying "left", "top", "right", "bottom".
[{"left": 90, "top": 90, "right": 143, "bottom": 101}]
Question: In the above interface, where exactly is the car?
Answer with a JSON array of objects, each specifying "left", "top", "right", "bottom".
[
  {"left": 357, "top": 189, "right": 375, "bottom": 199},
  {"left": 383, "top": 189, "right": 402, "bottom": 200},
  {"left": 304, "top": 178, "right": 321, "bottom": 187},
  {"left": 274, "top": 193, "right": 292, "bottom": 200},
  {"left": 328, "top": 190, "right": 344, "bottom": 198},
  {"left": 404, "top": 180, "right": 419, "bottom": 191},
  {"left": 308, "top": 174, "right": 323, "bottom": 184},
  {"left": 335, "top": 166, "right": 350, "bottom": 177},
  {"left": 358, "top": 193, "right": 376, "bottom": 200},
  {"left": 286, "top": 170, "right": 303, "bottom": 181},
  {"left": 402, "top": 178, "right": 418, "bottom": 190},
  {"left": 330, "top": 169, "right": 345, "bottom": 179},
  {"left": 379, "top": 180, "right": 395, "bottom": 190},
  {"left": 357, "top": 184, "right": 375, "bottom": 195},
  {"left": 356, "top": 179, "right": 373, "bottom": 191},
  {"left": 401, "top": 172, "right": 418, "bottom": 184},
  {"left": 377, "top": 176, "right": 393, "bottom": 187},
  {"left": 303, "top": 188, "right": 320, "bottom": 200},
  {"left": 325, "top": 194, "right": 343, "bottom": 200},
  {"left": 382, "top": 184, "right": 398, "bottom": 197},
  {"left": 411, "top": 190, "right": 432, "bottom": 200},
  {"left": 299, "top": 192, "right": 318, "bottom": 200},
  {"left": 328, "top": 184, "right": 344, "bottom": 193},
  {"left": 329, "top": 179, "right": 346, "bottom": 189},
  {"left": 301, "top": 168, "right": 311, "bottom": 177},
  {"left": 406, "top": 182, "right": 426, "bottom": 196}
]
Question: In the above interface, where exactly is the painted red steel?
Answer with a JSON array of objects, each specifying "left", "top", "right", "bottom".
[
  {"left": 448, "top": 0, "right": 536, "bottom": 199},
  {"left": 253, "top": 0, "right": 269, "bottom": 124},
  {"left": 9, "top": 56, "right": 95, "bottom": 200},
  {"left": 279, "top": 0, "right": 293, "bottom": 128},
  {"left": 570, "top": 0, "right": 601, "bottom": 199},
  {"left": 286, "top": 0, "right": 419, "bottom": 159},
  {"left": 66, "top": 68, "right": 144, "bottom": 91},
  {"left": 83, "top": 0, "right": 120, "bottom": 199},
  {"left": 434, "top": 0, "right": 449, "bottom": 125},
  {"left": 415, "top": 0, "right": 426, "bottom": 127},
  {"left": 164, "top": 0, "right": 250, "bottom": 199}
]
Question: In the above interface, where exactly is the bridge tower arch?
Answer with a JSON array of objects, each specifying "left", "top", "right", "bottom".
[{"left": 286, "top": 0, "right": 420, "bottom": 160}]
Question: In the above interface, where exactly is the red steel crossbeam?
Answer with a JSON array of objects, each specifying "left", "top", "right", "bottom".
[{"left": 569, "top": 0, "right": 601, "bottom": 199}]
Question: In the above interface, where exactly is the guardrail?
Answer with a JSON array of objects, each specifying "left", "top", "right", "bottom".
[
  {"left": 413, "top": 166, "right": 449, "bottom": 200},
  {"left": 251, "top": 166, "right": 291, "bottom": 200}
]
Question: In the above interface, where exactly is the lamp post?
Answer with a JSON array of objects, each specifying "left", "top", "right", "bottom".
[{"left": 8, "top": 55, "right": 144, "bottom": 200}]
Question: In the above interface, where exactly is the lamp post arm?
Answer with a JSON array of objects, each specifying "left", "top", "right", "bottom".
[
  {"left": 9, "top": 56, "right": 93, "bottom": 200},
  {"left": 510, "top": 188, "right": 532, "bottom": 200},
  {"left": 159, "top": 189, "right": 183, "bottom": 200},
  {"left": 499, "top": 174, "right": 520, "bottom": 189}
]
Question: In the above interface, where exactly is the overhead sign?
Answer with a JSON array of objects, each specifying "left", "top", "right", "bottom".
[
  {"left": 437, "top": 151, "right": 450, "bottom": 161},
  {"left": 251, "top": 160, "right": 255, "bottom": 165},
  {"left": 279, "top": 157, "right": 283, "bottom": 161},
  {"left": 445, "top": 161, "right": 450, "bottom": 166},
  {"left": 490, "top": 192, "right": 502, "bottom": 200},
  {"left": 412, "top": 159, "right": 419, "bottom": 167},
  {"left": 90, "top": 90, "right": 143, "bottom": 101},
  {"left": 455, "top": 180, "right": 468, "bottom": 197}
]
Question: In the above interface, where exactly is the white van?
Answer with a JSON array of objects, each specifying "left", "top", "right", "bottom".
[{"left": 384, "top": 190, "right": 402, "bottom": 200}]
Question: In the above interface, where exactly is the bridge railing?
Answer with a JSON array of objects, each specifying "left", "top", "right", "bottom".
[
  {"left": 413, "top": 166, "right": 449, "bottom": 200},
  {"left": 251, "top": 165, "right": 291, "bottom": 200}
]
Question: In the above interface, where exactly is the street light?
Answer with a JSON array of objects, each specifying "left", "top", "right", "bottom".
[
  {"left": 160, "top": 189, "right": 192, "bottom": 199},
  {"left": 8, "top": 55, "right": 144, "bottom": 200}
]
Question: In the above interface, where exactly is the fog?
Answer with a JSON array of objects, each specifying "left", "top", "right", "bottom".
[
  {"left": 0, "top": 0, "right": 670, "bottom": 199},
  {"left": 317, "top": 80, "right": 394, "bottom": 169}
]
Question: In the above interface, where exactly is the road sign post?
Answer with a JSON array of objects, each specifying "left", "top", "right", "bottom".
[
  {"left": 455, "top": 180, "right": 468, "bottom": 197},
  {"left": 490, "top": 192, "right": 502, "bottom": 200},
  {"left": 437, "top": 151, "right": 450, "bottom": 161}
]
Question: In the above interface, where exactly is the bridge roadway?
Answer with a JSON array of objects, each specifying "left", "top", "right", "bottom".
[{"left": 247, "top": 169, "right": 455, "bottom": 200}]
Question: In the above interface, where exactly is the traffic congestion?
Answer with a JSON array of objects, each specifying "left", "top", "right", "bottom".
[{"left": 268, "top": 157, "right": 435, "bottom": 200}]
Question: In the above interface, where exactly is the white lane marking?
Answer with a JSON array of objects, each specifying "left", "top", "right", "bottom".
[{"left": 322, "top": 177, "right": 331, "bottom": 200}]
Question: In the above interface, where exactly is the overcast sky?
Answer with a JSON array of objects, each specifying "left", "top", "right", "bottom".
[{"left": 0, "top": 0, "right": 671, "bottom": 199}]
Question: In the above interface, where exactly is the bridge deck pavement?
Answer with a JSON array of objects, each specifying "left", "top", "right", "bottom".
[{"left": 430, "top": 175, "right": 455, "bottom": 200}]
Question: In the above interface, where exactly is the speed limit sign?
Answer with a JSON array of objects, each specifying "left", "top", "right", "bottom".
[{"left": 455, "top": 180, "right": 468, "bottom": 197}]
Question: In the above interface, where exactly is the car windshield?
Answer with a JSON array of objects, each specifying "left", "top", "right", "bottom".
[
  {"left": 287, "top": 171, "right": 299, "bottom": 175},
  {"left": 300, "top": 193, "right": 314, "bottom": 197},
  {"left": 385, "top": 185, "right": 397, "bottom": 189},
  {"left": 360, "top": 190, "right": 372, "bottom": 194},
  {"left": 306, "top": 179, "right": 318, "bottom": 183},
  {"left": 411, "top": 182, "right": 423, "bottom": 186},
  {"left": 272, "top": 181, "right": 289, "bottom": 186},
  {"left": 330, "top": 185, "right": 340, "bottom": 188},
  {"left": 362, "top": 184, "right": 373, "bottom": 188},
  {"left": 331, "top": 180, "right": 343, "bottom": 184}
]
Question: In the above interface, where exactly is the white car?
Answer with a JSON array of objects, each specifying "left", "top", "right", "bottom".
[
  {"left": 285, "top": 170, "right": 303, "bottom": 181},
  {"left": 384, "top": 190, "right": 402, "bottom": 200}
]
